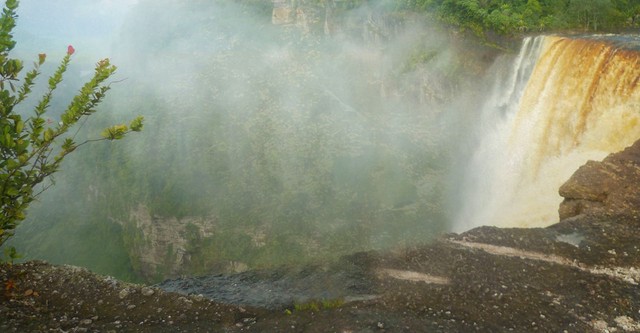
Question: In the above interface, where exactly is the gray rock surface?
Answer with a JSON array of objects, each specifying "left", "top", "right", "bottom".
[{"left": 559, "top": 139, "right": 640, "bottom": 220}]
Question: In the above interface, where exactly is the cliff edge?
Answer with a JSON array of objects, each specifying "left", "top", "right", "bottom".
[{"left": 2, "top": 140, "right": 640, "bottom": 332}]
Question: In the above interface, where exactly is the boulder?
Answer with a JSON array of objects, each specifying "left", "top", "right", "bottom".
[{"left": 559, "top": 139, "right": 640, "bottom": 220}]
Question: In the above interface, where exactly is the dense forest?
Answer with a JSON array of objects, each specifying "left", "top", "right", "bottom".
[
  {"left": 397, "top": 0, "right": 640, "bottom": 35},
  {"left": 239, "top": 0, "right": 640, "bottom": 35}
]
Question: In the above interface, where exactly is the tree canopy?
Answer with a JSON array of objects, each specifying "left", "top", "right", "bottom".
[
  {"left": 283, "top": 0, "right": 639, "bottom": 36},
  {"left": 397, "top": 0, "right": 639, "bottom": 35}
]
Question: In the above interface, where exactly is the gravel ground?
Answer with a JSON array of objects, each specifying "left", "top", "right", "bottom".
[{"left": 3, "top": 212, "right": 640, "bottom": 332}]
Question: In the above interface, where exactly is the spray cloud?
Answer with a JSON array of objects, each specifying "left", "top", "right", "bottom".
[{"left": 9, "top": 0, "right": 494, "bottom": 280}]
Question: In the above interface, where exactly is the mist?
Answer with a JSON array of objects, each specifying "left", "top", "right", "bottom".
[{"left": 7, "top": 0, "right": 494, "bottom": 281}]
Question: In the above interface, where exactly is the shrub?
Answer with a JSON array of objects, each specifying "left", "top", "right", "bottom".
[{"left": 0, "top": 0, "right": 143, "bottom": 251}]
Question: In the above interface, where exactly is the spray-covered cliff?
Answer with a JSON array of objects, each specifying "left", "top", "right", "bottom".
[
  {"left": 6, "top": 0, "right": 498, "bottom": 282},
  {"left": 458, "top": 35, "right": 640, "bottom": 230},
  {"left": 6, "top": 0, "right": 640, "bottom": 284},
  {"left": 4, "top": 133, "right": 640, "bottom": 332}
]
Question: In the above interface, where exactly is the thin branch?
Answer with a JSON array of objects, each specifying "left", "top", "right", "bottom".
[{"left": 109, "top": 77, "right": 128, "bottom": 85}]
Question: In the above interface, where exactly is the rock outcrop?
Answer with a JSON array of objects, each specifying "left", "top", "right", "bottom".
[
  {"left": 271, "top": 0, "right": 326, "bottom": 34},
  {"left": 559, "top": 139, "right": 640, "bottom": 220},
  {"left": 123, "top": 205, "right": 216, "bottom": 280},
  {"left": 271, "top": 0, "right": 294, "bottom": 25}
]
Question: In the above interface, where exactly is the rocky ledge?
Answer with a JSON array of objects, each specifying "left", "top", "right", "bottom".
[{"left": 3, "top": 141, "right": 640, "bottom": 332}]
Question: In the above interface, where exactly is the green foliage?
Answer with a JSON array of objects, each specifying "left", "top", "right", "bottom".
[
  {"left": 0, "top": 0, "right": 143, "bottom": 249},
  {"left": 2, "top": 245, "right": 20, "bottom": 263},
  {"left": 6, "top": 0, "right": 462, "bottom": 281},
  {"left": 101, "top": 116, "right": 145, "bottom": 140},
  {"left": 9, "top": 193, "right": 141, "bottom": 281},
  {"left": 239, "top": 0, "right": 637, "bottom": 37},
  {"left": 109, "top": 13, "right": 452, "bottom": 278},
  {"left": 401, "top": 49, "right": 440, "bottom": 73},
  {"left": 396, "top": 0, "right": 638, "bottom": 36}
]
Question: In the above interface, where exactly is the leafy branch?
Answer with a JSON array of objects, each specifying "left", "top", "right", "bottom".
[{"left": 0, "top": 0, "right": 143, "bottom": 249}]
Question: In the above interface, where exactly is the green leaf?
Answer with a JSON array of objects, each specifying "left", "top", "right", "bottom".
[
  {"left": 6, "top": 187, "right": 19, "bottom": 196},
  {"left": 15, "top": 139, "right": 28, "bottom": 153},
  {"left": 5, "top": 0, "right": 18, "bottom": 11},
  {"left": 4, "top": 132, "right": 13, "bottom": 148},
  {"left": 101, "top": 124, "right": 128, "bottom": 140},
  {"left": 129, "top": 116, "right": 144, "bottom": 132},
  {"left": 61, "top": 138, "right": 76, "bottom": 152},
  {"left": 43, "top": 128, "right": 54, "bottom": 142},
  {"left": 6, "top": 158, "right": 19, "bottom": 170}
]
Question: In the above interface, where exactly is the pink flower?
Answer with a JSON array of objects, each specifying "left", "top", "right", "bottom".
[{"left": 67, "top": 45, "right": 75, "bottom": 56}]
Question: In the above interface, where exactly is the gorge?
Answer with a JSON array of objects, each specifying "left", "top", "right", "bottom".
[
  {"left": 5, "top": 0, "right": 640, "bottom": 286},
  {"left": 4, "top": 100, "right": 640, "bottom": 331},
  {"left": 2, "top": 1, "right": 640, "bottom": 331}
]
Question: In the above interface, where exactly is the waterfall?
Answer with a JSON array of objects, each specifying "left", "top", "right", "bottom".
[{"left": 456, "top": 35, "right": 640, "bottom": 231}]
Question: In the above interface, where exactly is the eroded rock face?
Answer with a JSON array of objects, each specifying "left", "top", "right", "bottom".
[
  {"left": 123, "top": 205, "right": 216, "bottom": 280},
  {"left": 271, "top": 0, "right": 333, "bottom": 35},
  {"left": 559, "top": 139, "right": 640, "bottom": 220},
  {"left": 272, "top": 0, "right": 294, "bottom": 25}
]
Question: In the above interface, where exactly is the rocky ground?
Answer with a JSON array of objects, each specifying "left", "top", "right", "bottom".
[{"left": 3, "top": 142, "right": 640, "bottom": 332}]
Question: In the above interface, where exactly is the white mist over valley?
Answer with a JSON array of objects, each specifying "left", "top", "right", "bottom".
[{"left": 6, "top": 0, "right": 640, "bottom": 283}]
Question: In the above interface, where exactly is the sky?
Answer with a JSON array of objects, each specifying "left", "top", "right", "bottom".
[{"left": 13, "top": 0, "right": 139, "bottom": 57}]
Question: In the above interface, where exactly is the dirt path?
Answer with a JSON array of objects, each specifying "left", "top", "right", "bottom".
[
  {"left": 378, "top": 268, "right": 450, "bottom": 284},
  {"left": 449, "top": 239, "right": 640, "bottom": 284}
]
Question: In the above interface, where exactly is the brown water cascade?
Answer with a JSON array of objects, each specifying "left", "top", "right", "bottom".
[{"left": 457, "top": 35, "right": 640, "bottom": 230}]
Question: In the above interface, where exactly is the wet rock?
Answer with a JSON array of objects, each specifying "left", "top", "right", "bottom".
[
  {"left": 559, "top": 139, "right": 640, "bottom": 220},
  {"left": 156, "top": 260, "right": 375, "bottom": 310}
]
